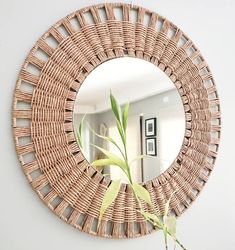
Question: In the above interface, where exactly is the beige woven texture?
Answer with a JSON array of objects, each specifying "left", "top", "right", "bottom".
[{"left": 12, "top": 3, "right": 221, "bottom": 238}]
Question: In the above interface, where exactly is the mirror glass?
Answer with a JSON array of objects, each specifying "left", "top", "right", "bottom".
[{"left": 73, "top": 58, "right": 185, "bottom": 183}]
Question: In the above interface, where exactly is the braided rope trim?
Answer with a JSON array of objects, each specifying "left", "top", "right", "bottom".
[{"left": 12, "top": 3, "right": 221, "bottom": 238}]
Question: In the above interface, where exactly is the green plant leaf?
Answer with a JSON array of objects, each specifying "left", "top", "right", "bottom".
[
  {"left": 165, "top": 215, "right": 176, "bottom": 237},
  {"left": 164, "top": 190, "right": 177, "bottom": 216},
  {"left": 115, "top": 117, "right": 124, "bottom": 134},
  {"left": 92, "top": 158, "right": 126, "bottom": 169},
  {"left": 110, "top": 92, "right": 121, "bottom": 123},
  {"left": 139, "top": 210, "right": 163, "bottom": 228},
  {"left": 99, "top": 179, "right": 121, "bottom": 221},
  {"left": 122, "top": 102, "right": 129, "bottom": 131},
  {"left": 92, "top": 159, "right": 116, "bottom": 167},
  {"left": 92, "top": 159, "right": 129, "bottom": 174},
  {"left": 109, "top": 92, "right": 128, "bottom": 153},
  {"left": 91, "top": 145, "right": 127, "bottom": 173},
  {"left": 76, "top": 129, "right": 82, "bottom": 148},
  {"left": 132, "top": 183, "right": 153, "bottom": 206},
  {"left": 77, "top": 114, "right": 86, "bottom": 150},
  {"left": 115, "top": 118, "right": 126, "bottom": 147}
]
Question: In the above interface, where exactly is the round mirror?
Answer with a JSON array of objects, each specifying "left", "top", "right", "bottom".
[{"left": 73, "top": 57, "right": 185, "bottom": 183}]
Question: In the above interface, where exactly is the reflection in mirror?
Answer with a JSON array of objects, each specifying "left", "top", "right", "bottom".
[{"left": 73, "top": 58, "right": 185, "bottom": 183}]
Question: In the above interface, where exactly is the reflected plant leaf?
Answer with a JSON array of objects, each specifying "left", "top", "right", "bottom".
[{"left": 76, "top": 114, "right": 87, "bottom": 156}]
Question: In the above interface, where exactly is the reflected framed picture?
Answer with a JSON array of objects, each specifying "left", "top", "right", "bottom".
[
  {"left": 146, "top": 138, "right": 157, "bottom": 156},
  {"left": 145, "top": 117, "right": 157, "bottom": 137}
]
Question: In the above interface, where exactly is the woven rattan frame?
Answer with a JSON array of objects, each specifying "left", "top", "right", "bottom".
[{"left": 12, "top": 3, "right": 221, "bottom": 238}]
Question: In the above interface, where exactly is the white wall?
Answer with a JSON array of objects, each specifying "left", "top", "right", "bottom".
[{"left": 0, "top": 0, "right": 234, "bottom": 249}]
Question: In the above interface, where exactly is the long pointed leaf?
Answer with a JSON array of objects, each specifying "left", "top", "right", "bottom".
[
  {"left": 116, "top": 118, "right": 126, "bottom": 147},
  {"left": 91, "top": 145, "right": 127, "bottom": 173},
  {"left": 92, "top": 159, "right": 126, "bottom": 171},
  {"left": 92, "top": 159, "right": 128, "bottom": 175},
  {"left": 122, "top": 102, "right": 129, "bottom": 132},
  {"left": 99, "top": 179, "right": 121, "bottom": 221},
  {"left": 132, "top": 183, "right": 153, "bottom": 206},
  {"left": 76, "top": 129, "right": 82, "bottom": 149},
  {"left": 165, "top": 215, "right": 176, "bottom": 237},
  {"left": 109, "top": 92, "right": 127, "bottom": 153},
  {"left": 92, "top": 159, "right": 115, "bottom": 167},
  {"left": 110, "top": 92, "right": 121, "bottom": 123},
  {"left": 164, "top": 190, "right": 177, "bottom": 216},
  {"left": 110, "top": 92, "right": 127, "bottom": 148},
  {"left": 76, "top": 114, "right": 86, "bottom": 150}
]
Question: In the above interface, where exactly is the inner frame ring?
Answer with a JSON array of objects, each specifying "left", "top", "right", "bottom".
[{"left": 12, "top": 2, "right": 221, "bottom": 238}]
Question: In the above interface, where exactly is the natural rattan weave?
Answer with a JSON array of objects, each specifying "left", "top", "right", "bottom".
[{"left": 12, "top": 3, "right": 221, "bottom": 238}]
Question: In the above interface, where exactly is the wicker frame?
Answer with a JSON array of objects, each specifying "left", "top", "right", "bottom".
[{"left": 12, "top": 3, "right": 221, "bottom": 238}]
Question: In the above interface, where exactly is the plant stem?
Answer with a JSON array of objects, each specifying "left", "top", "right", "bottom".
[
  {"left": 121, "top": 130, "right": 133, "bottom": 185},
  {"left": 123, "top": 143, "right": 186, "bottom": 250},
  {"left": 165, "top": 230, "right": 186, "bottom": 250},
  {"left": 109, "top": 95, "right": 186, "bottom": 249},
  {"left": 164, "top": 231, "right": 168, "bottom": 250},
  {"left": 174, "top": 237, "right": 187, "bottom": 250},
  {"left": 127, "top": 167, "right": 186, "bottom": 250}
]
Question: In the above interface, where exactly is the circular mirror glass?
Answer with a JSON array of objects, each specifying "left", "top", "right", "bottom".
[{"left": 73, "top": 58, "right": 185, "bottom": 183}]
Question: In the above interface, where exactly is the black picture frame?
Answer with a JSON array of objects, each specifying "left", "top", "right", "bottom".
[
  {"left": 145, "top": 117, "right": 157, "bottom": 137},
  {"left": 145, "top": 138, "right": 157, "bottom": 156}
]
